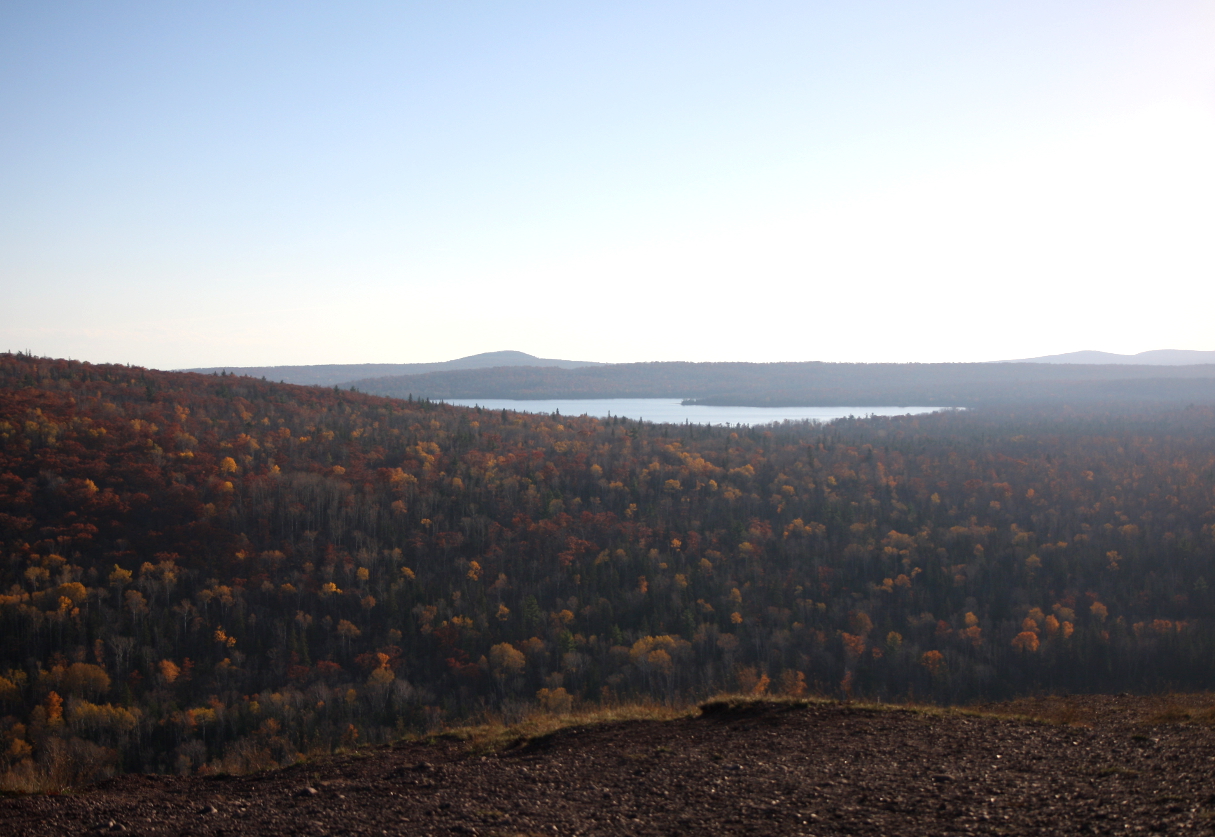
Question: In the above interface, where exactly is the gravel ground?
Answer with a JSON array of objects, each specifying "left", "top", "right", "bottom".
[{"left": 3, "top": 695, "right": 1215, "bottom": 836}]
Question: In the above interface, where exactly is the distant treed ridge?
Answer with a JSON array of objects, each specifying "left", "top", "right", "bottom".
[{"left": 345, "top": 361, "right": 1215, "bottom": 406}]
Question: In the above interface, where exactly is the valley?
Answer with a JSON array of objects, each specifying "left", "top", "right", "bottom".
[{"left": 2, "top": 351, "right": 1215, "bottom": 818}]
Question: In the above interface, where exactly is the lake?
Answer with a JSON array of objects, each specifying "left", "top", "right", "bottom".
[{"left": 446, "top": 398, "right": 945, "bottom": 426}]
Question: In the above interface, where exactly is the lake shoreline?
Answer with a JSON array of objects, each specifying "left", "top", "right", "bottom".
[{"left": 446, "top": 397, "right": 947, "bottom": 426}]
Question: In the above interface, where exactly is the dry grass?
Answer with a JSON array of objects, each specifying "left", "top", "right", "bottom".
[
  {"left": 698, "top": 693, "right": 835, "bottom": 715},
  {"left": 331, "top": 692, "right": 1131, "bottom": 772},
  {"left": 964, "top": 692, "right": 1215, "bottom": 729},
  {"left": 421, "top": 700, "right": 698, "bottom": 754},
  {"left": 966, "top": 696, "right": 1099, "bottom": 727},
  {"left": 0, "top": 761, "right": 47, "bottom": 795},
  {"left": 697, "top": 692, "right": 1112, "bottom": 728},
  {"left": 1139, "top": 694, "right": 1215, "bottom": 727}
]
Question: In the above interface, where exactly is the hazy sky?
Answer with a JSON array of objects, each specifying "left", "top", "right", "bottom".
[{"left": 3, "top": 2, "right": 1213, "bottom": 368}]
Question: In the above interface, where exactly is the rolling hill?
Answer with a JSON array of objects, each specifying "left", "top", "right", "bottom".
[
  {"left": 1002, "top": 349, "right": 1215, "bottom": 365},
  {"left": 181, "top": 350, "right": 602, "bottom": 387}
]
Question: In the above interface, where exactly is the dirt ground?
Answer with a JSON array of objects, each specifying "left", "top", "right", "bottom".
[{"left": 3, "top": 694, "right": 1215, "bottom": 836}]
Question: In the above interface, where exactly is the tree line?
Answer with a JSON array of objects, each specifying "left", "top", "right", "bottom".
[{"left": 347, "top": 359, "right": 1215, "bottom": 406}]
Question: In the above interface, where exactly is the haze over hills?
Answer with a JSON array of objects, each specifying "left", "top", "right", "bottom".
[
  {"left": 345, "top": 360, "right": 1215, "bottom": 407},
  {"left": 180, "top": 349, "right": 1215, "bottom": 395},
  {"left": 1002, "top": 349, "right": 1215, "bottom": 365},
  {"left": 180, "top": 350, "right": 602, "bottom": 387}
]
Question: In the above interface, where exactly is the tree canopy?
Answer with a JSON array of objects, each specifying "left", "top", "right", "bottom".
[{"left": 2, "top": 352, "right": 1214, "bottom": 786}]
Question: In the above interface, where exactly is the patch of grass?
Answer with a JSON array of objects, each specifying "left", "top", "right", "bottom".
[
  {"left": 473, "top": 808, "right": 508, "bottom": 820},
  {"left": 420, "top": 693, "right": 874, "bottom": 756},
  {"left": 701, "top": 692, "right": 1116, "bottom": 732},
  {"left": 435, "top": 701, "right": 696, "bottom": 755},
  {"left": 696, "top": 692, "right": 1074, "bottom": 728},
  {"left": 0, "top": 769, "right": 44, "bottom": 795},
  {"left": 1146, "top": 707, "right": 1192, "bottom": 725},
  {"left": 965, "top": 696, "right": 1096, "bottom": 727},
  {"left": 698, "top": 693, "right": 835, "bottom": 715},
  {"left": 1138, "top": 695, "right": 1215, "bottom": 728}
]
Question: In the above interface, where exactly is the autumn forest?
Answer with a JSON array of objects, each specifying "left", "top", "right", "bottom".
[{"left": 2, "top": 352, "right": 1214, "bottom": 789}]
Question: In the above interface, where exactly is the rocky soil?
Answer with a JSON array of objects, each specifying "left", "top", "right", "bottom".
[{"left": 3, "top": 694, "right": 1215, "bottom": 836}]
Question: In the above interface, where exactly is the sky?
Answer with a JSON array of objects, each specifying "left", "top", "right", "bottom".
[{"left": 2, "top": 1, "right": 1213, "bottom": 369}]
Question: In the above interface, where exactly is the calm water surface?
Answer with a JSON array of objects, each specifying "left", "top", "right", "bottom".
[{"left": 447, "top": 398, "right": 945, "bottom": 426}]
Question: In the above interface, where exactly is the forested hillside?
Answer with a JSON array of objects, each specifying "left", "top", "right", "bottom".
[
  {"left": 347, "top": 360, "right": 1215, "bottom": 406},
  {"left": 2, "top": 352, "right": 1215, "bottom": 788}
]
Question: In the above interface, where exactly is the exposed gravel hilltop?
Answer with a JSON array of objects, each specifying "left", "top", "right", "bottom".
[{"left": 3, "top": 694, "right": 1214, "bottom": 836}]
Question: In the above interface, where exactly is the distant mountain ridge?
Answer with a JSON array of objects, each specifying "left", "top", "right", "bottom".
[
  {"left": 181, "top": 351, "right": 602, "bottom": 387},
  {"left": 345, "top": 360, "right": 1215, "bottom": 407},
  {"left": 1002, "top": 350, "right": 1215, "bottom": 365}
]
